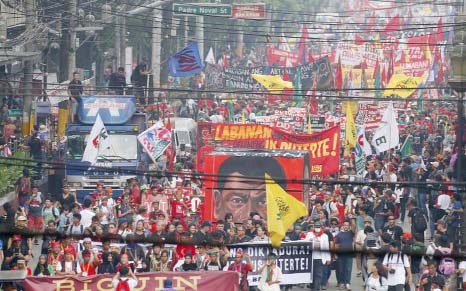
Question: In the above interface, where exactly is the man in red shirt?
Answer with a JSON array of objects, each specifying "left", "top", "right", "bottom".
[
  {"left": 228, "top": 250, "right": 253, "bottom": 291},
  {"left": 170, "top": 188, "right": 189, "bottom": 222},
  {"left": 80, "top": 250, "right": 98, "bottom": 277},
  {"left": 91, "top": 182, "right": 105, "bottom": 207}
]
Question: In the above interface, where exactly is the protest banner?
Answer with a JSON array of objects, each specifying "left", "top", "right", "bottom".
[
  {"left": 266, "top": 46, "right": 300, "bottom": 66},
  {"left": 137, "top": 124, "right": 172, "bottom": 163},
  {"left": 197, "top": 122, "right": 340, "bottom": 175},
  {"left": 204, "top": 56, "right": 334, "bottom": 91},
  {"left": 22, "top": 271, "right": 239, "bottom": 291},
  {"left": 227, "top": 241, "right": 313, "bottom": 286}
]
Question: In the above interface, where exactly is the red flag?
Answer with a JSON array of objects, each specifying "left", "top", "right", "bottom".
[
  {"left": 281, "top": 69, "right": 294, "bottom": 100},
  {"left": 437, "top": 18, "right": 443, "bottom": 42},
  {"left": 166, "top": 115, "right": 172, "bottom": 131},
  {"left": 365, "top": 12, "right": 376, "bottom": 33},
  {"left": 310, "top": 74, "right": 318, "bottom": 115},
  {"left": 335, "top": 57, "right": 343, "bottom": 90},
  {"left": 381, "top": 65, "right": 387, "bottom": 88},
  {"left": 373, "top": 59, "right": 380, "bottom": 79},
  {"left": 383, "top": 15, "right": 400, "bottom": 35},
  {"left": 355, "top": 34, "right": 365, "bottom": 45},
  {"left": 297, "top": 24, "right": 309, "bottom": 64},
  {"left": 387, "top": 50, "right": 394, "bottom": 82}
]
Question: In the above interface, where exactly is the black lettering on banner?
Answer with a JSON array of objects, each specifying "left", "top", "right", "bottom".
[
  {"left": 375, "top": 136, "right": 387, "bottom": 146},
  {"left": 227, "top": 242, "right": 312, "bottom": 286}
]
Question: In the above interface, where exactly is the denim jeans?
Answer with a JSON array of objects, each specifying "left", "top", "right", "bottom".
[{"left": 336, "top": 254, "right": 353, "bottom": 285}]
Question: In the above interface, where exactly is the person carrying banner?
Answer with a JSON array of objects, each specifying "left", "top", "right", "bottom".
[
  {"left": 258, "top": 253, "right": 282, "bottom": 291},
  {"left": 112, "top": 266, "right": 138, "bottom": 291},
  {"left": 228, "top": 250, "right": 254, "bottom": 291}
]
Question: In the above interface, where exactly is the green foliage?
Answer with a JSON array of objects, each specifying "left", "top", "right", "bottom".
[{"left": 0, "top": 151, "right": 36, "bottom": 198}]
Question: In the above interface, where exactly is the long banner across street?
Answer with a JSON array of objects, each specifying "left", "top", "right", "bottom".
[
  {"left": 22, "top": 271, "right": 239, "bottom": 291},
  {"left": 197, "top": 122, "right": 341, "bottom": 175}
]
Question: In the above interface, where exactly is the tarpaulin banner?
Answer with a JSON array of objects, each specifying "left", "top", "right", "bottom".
[
  {"left": 21, "top": 271, "right": 239, "bottom": 291},
  {"left": 254, "top": 107, "right": 307, "bottom": 132},
  {"left": 197, "top": 122, "right": 340, "bottom": 175},
  {"left": 137, "top": 124, "right": 172, "bottom": 163},
  {"left": 204, "top": 56, "right": 334, "bottom": 91},
  {"left": 266, "top": 46, "right": 300, "bottom": 66},
  {"left": 227, "top": 241, "right": 313, "bottom": 286}
]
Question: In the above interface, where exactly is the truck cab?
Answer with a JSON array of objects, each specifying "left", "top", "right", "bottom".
[{"left": 64, "top": 95, "right": 147, "bottom": 202}]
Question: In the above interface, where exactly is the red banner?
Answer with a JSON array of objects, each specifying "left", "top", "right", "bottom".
[
  {"left": 266, "top": 46, "right": 300, "bottom": 66},
  {"left": 22, "top": 271, "right": 239, "bottom": 291},
  {"left": 197, "top": 122, "right": 341, "bottom": 175}
]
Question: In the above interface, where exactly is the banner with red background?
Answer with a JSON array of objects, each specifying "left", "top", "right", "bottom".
[
  {"left": 22, "top": 271, "right": 239, "bottom": 291},
  {"left": 197, "top": 122, "right": 340, "bottom": 175}
]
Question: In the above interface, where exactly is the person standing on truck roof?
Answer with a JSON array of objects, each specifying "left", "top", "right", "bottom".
[
  {"left": 67, "top": 72, "right": 83, "bottom": 123},
  {"left": 108, "top": 67, "right": 127, "bottom": 95}
]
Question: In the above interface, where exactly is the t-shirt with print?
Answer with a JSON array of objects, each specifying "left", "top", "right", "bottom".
[{"left": 383, "top": 252, "right": 410, "bottom": 286}]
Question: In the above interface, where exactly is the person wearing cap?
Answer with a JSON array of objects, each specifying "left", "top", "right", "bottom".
[
  {"left": 56, "top": 247, "right": 81, "bottom": 275},
  {"left": 258, "top": 253, "right": 282, "bottom": 291},
  {"left": 382, "top": 241, "right": 412, "bottom": 290},
  {"left": 77, "top": 237, "right": 97, "bottom": 264},
  {"left": 382, "top": 215, "right": 404, "bottom": 242},
  {"left": 304, "top": 221, "right": 331, "bottom": 291},
  {"left": 4, "top": 234, "right": 30, "bottom": 269},
  {"left": 112, "top": 266, "right": 138, "bottom": 291},
  {"left": 34, "top": 254, "right": 54, "bottom": 276},
  {"left": 228, "top": 250, "right": 253, "bottom": 291}
]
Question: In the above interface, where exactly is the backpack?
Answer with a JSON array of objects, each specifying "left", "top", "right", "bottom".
[
  {"left": 115, "top": 279, "right": 131, "bottom": 291},
  {"left": 413, "top": 208, "right": 427, "bottom": 232},
  {"left": 439, "top": 256, "right": 456, "bottom": 275},
  {"left": 364, "top": 232, "right": 379, "bottom": 249},
  {"left": 19, "top": 177, "right": 30, "bottom": 194}
]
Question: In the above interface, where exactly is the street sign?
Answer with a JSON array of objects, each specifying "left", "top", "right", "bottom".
[
  {"left": 7, "top": 109, "right": 22, "bottom": 117},
  {"left": 232, "top": 4, "right": 266, "bottom": 19},
  {"left": 173, "top": 3, "right": 232, "bottom": 17}
]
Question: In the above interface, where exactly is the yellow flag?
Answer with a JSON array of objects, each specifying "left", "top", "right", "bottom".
[
  {"left": 345, "top": 101, "right": 357, "bottom": 150},
  {"left": 383, "top": 74, "right": 426, "bottom": 99},
  {"left": 266, "top": 174, "right": 308, "bottom": 248},
  {"left": 251, "top": 74, "right": 293, "bottom": 94},
  {"left": 307, "top": 115, "right": 312, "bottom": 134}
]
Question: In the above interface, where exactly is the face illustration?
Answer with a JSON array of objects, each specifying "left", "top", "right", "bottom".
[{"left": 214, "top": 173, "right": 266, "bottom": 224}]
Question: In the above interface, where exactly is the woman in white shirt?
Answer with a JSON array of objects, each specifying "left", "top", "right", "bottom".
[{"left": 365, "top": 262, "right": 388, "bottom": 291}]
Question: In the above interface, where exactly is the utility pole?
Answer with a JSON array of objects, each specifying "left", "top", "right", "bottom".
[
  {"left": 152, "top": 8, "right": 162, "bottom": 88},
  {"left": 120, "top": 6, "right": 127, "bottom": 68},
  {"left": 115, "top": 11, "right": 121, "bottom": 68},
  {"left": 22, "top": 0, "right": 35, "bottom": 135},
  {"left": 68, "top": 0, "right": 77, "bottom": 79},
  {"left": 195, "top": 16, "right": 204, "bottom": 59}
]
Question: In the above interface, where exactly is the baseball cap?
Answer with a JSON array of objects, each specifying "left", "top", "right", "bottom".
[
  {"left": 12, "top": 234, "right": 22, "bottom": 241},
  {"left": 17, "top": 216, "right": 27, "bottom": 221}
]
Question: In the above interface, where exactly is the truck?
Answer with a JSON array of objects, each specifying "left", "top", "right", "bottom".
[
  {"left": 202, "top": 148, "right": 310, "bottom": 224},
  {"left": 64, "top": 95, "right": 147, "bottom": 202}
]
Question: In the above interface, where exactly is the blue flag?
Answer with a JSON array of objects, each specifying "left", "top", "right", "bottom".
[{"left": 168, "top": 42, "right": 203, "bottom": 77}]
